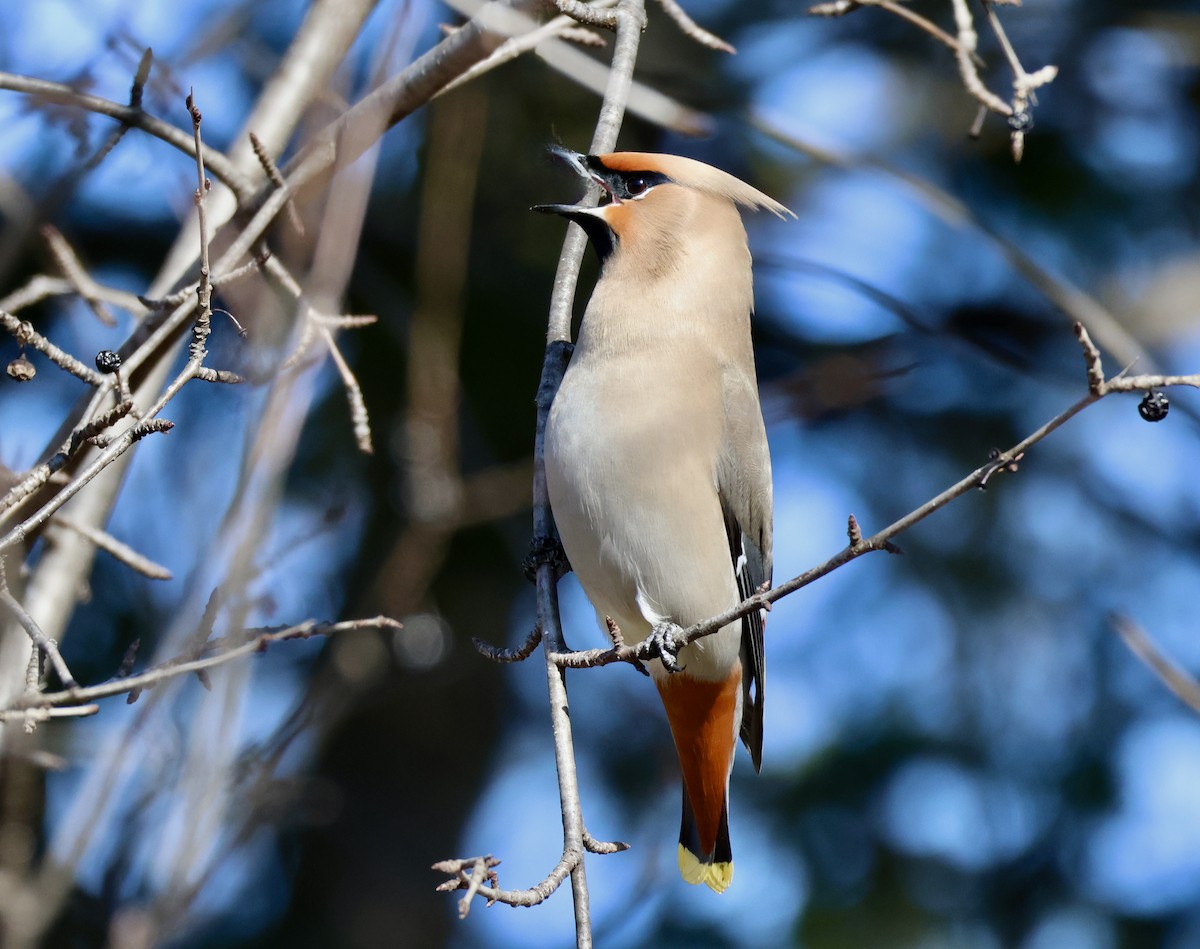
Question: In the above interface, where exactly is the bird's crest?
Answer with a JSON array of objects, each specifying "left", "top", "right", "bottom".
[{"left": 594, "top": 152, "right": 795, "bottom": 220}]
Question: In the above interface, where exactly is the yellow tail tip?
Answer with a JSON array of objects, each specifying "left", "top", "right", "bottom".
[{"left": 677, "top": 844, "right": 734, "bottom": 893}]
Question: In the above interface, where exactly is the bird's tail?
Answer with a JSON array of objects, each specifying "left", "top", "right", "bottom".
[{"left": 677, "top": 787, "right": 733, "bottom": 893}]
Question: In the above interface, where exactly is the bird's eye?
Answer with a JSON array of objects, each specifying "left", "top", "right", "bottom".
[{"left": 626, "top": 177, "right": 648, "bottom": 196}]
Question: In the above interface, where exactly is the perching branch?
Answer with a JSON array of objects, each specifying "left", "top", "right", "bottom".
[
  {"left": 437, "top": 0, "right": 647, "bottom": 940},
  {"left": 477, "top": 322, "right": 1200, "bottom": 680}
]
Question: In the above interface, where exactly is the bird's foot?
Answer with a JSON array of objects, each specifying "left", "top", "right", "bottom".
[
  {"left": 523, "top": 536, "right": 570, "bottom": 583},
  {"left": 650, "top": 621, "right": 686, "bottom": 674}
]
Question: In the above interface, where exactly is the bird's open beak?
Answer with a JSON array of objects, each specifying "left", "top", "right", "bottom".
[
  {"left": 545, "top": 144, "right": 600, "bottom": 183},
  {"left": 532, "top": 145, "right": 614, "bottom": 218},
  {"left": 533, "top": 146, "right": 617, "bottom": 261},
  {"left": 531, "top": 203, "right": 603, "bottom": 221}
]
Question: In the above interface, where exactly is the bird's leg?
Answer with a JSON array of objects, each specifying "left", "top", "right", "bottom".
[
  {"left": 608, "top": 617, "right": 650, "bottom": 677},
  {"left": 650, "top": 621, "right": 686, "bottom": 673},
  {"left": 524, "top": 535, "right": 571, "bottom": 583}
]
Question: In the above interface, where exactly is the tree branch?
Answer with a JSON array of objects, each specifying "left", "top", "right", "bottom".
[
  {"left": 542, "top": 323, "right": 1200, "bottom": 671},
  {"left": 1111, "top": 613, "right": 1200, "bottom": 714},
  {"left": 441, "top": 0, "right": 647, "bottom": 938},
  {"left": 2, "top": 617, "right": 400, "bottom": 713},
  {"left": 0, "top": 70, "right": 254, "bottom": 201}
]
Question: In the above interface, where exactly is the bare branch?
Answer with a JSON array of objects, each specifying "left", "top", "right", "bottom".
[
  {"left": 473, "top": 626, "right": 542, "bottom": 663},
  {"left": 0, "top": 71, "right": 254, "bottom": 201},
  {"left": 41, "top": 225, "right": 117, "bottom": 326},
  {"left": 249, "top": 131, "right": 305, "bottom": 236},
  {"left": 548, "top": 324, "right": 1200, "bottom": 673},
  {"left": 437, "top": 6, "right": 610, "bottom": 98},
  {"left": 0, "top": 310, "right": 107, "bottom": 386},
  {"left": 442, "top": 0, "right": 650, "bottom": 934},
  {"left": 0, "top": 560, "right": 77, "bottom": 689},
  {"left": 553, "top": 0, "right": 619, "bottom": 29},
  {"left": 48, "top": 516, "right": 172, "bottom": 581},
  {"left": 0, "top": 703, "right": 99, "bottom": 724},
  {"left": 319, "top": 325, "right": 373, "bottom": 454},
  {"left": 0, "top": 418, "right": 175, "bottom": 553},
  {"left": 809, "top": 0, "right": 985, "bottom": 67},
  {"left": 653, "top": 0, "right": 734, "bottom": 52},
  {"left": 1, "top": 274, "right": 148, "bottom": 319},
  {"left": 186, "top": 89, "right": 214, "bottom": 365},
  {"left": 274, "top": 1, "right": 523, "bottom": 205},
  {"left": 950, "top": 0, "right": 1012, "bottom": 115},
  {"left": 583, "top": 828, "right": 629, "bottom": 854},
  {"left": 0, "top": 400, "right": 136, "bottom": 522},
  {"left": 4, "top": 616, "right": 401, "bottom": 713},
  {"left": 1112, "top": 613, "right": 1200, "bottom": 714}
]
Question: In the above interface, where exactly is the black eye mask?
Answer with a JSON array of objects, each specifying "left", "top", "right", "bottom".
[{"left": 583, "top": 157, "right": 673, "bottom": 201}]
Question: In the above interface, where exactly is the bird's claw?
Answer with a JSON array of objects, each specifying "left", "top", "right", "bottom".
[
  {"left": 650, "top": 622, "right": 686, "bottom": 673},
  {"left": 523, "top": 536, "right": 571, "bottom": 583}
]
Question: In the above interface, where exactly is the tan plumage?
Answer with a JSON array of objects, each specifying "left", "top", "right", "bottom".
[{"left": 537, "top": 148, "right": 791, "bottom": 892}]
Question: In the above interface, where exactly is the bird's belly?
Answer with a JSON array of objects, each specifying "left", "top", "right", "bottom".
[{"left": 545, "top": 376, "right": 742, "bottom": 678}]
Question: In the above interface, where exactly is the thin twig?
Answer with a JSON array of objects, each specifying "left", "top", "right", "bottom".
[
  {"left": 129, "top": 47, "right": 153, "bottom": 110},
  {"left": 48, "top": 515, "right": 173, "bottom": 581},
  {"left": 979, "top": 0, "right": 1056, "bottom": 161},
  {"left": 186, "top": 89, "right": 214, "bottom": 365},
  {"left": 0, "top": 311, "right": 107, "bottom": 386},
  {"left": 473, "top": 626, "right": 542, "bottom": 662},
  {"left": 0, "top": 71, "right": 253, "bottom": 201},
  {"left": 1112, "top": 613, "right": 1200, "bottom": 714},
  {"left": 950, "top": 0, "right": 1012, "bottom": 115},
  {"left": 140, "top": 255, "right": 268, "bottom": 311},
  {"left": 318, "top": 325, "right": 373, "bottom": 454},
  {"left": 548, "top": 324, "right": 1200, "bottom": 672},
  {"left": 653, "top": 0, "right": 734, "bottom": 53},
  {"left": 0, "top": 561, "right": 78, "bottom": 688},
  {"left": 437, "top": 4, "right": 612, "bottom": 97},
  {"left": 446, "top": 0, "right": 648, "bottom": 934},
  {"left": 257, "top": 254, "right": 375, "bottom": 446},
  {"left": 41, "top": 225, "right": 118, "bottom": 327},
  {"left": 583, "top": 828, "right": 629, "bottom": 854},
  {"left": 554, "top": 0, "right": 619, "bottom": 29},
  {"left": 3, "top": 617, "right": 400, "bottom": 713},
  {"left": 808, "top": 0, "right": 985, "bottom": 67},
  {"left": 0, "top": 400, "right": 136, "bottom": 522},
  {"left": 0, "top": 274, "right": 148, "bottom": 318},
  {"left": 0, "top": 704, "right": 100, "bottom": 724},
  {"left": 249, "top": 131, "right": 305, "bottom": 236},
  {"left": 0, "top": 419, "right": 175, "bottom": 553}
]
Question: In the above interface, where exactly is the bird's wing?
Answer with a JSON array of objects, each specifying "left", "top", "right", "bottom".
[{"left": 716, "top": 369, "right": 773, "bottom": 773}]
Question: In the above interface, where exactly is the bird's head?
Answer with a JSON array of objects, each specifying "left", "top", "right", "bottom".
[{"left": 534, "top": 147, "right": 793, "bottom": 270}]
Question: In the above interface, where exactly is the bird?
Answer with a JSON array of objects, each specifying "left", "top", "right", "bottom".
[{"left": 535, "top": 147, "right": 793, "bottom": 893}]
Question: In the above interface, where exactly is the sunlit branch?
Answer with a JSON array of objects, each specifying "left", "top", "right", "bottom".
[
  {"left": 0, "top": 617, "right": 400, "bottom": 714},
  {"left": 0, "top": 71, "right": 253, "bottom": 200},
  {"left": 542, "top": 323, "right": 1200, "bottom": 671},
  {"left": 440, "top": 0, "right": 647, "bottom": 940}
]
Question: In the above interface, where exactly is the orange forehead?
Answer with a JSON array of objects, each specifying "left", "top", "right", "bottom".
[{"left": 595, "top": 152, "right": 674, "bottom": 175}]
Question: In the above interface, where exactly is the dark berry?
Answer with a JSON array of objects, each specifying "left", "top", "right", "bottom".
[
  {"left": 1138, "top": 390, "right": 1169, "bottom": 422},
  {"left": 95, "top": 350, "right": 122, "bottom": 374}
]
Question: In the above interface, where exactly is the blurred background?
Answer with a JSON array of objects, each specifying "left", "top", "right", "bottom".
[{"left": 2, "top": 0, "right": 1200, "bottom": 947}]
